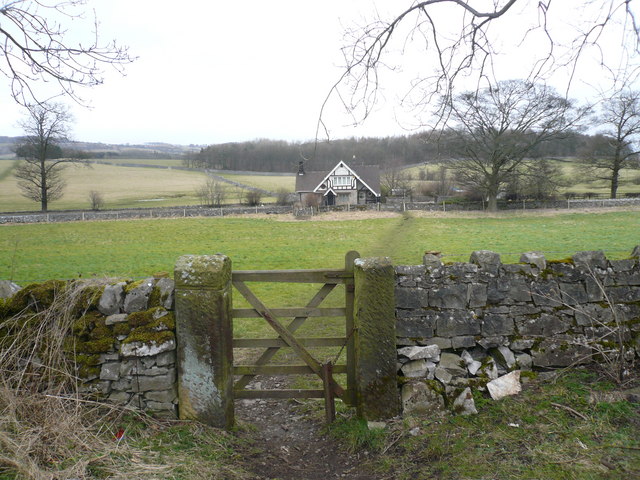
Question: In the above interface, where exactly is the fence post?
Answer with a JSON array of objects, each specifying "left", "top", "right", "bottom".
[
  {"left": 353, "top": 257, "right": 400, "bottom": 420},
  {"left": 174, "top": 254, "right": 234, "bottom": 429}
]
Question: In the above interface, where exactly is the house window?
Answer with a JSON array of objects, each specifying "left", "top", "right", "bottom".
[{"left": 333, "top": 176, "right": 352, "bottom": 186}]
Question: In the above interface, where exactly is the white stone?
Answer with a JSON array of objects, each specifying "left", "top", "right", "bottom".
[
  {"left": 435, "top": 366, "right": 453, "bottom": 384},
  {"left": 105, "top": 313, "right": 127, "bottom": 325},
  {"left": 120, "top": 339, "right": 176, "bottom": 357},
  {"left": 515, "top": 352, "right": 533, "bottom": 369},
  {"left": 487, "top": 371, "right": 522, "bottom": 400},
  {"left": 367, "top": 421, "right": 386, "bottom": 430},
  {"left": 398, "top": 344, "right": 441, "bottom": 361},
  {"left": 497, "top": 346, "right": 517, "bottom": 369},
  {"left": 452, "top": 387, "right": 478, "bottom": 415},
  {"left": 401, "top": 359, "right": 436, "bottom": 379},
  {"left": 480, "top": 358, "right": 499, "bottom": 380},
  {"left": 461, "top": 350, "right": 483, "bottom": 376}
]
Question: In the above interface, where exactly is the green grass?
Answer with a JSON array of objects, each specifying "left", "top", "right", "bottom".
[
  {"left": 216, "top": 173, "right": 295, "bottom": 192},
  {"left": 96, "top": 158, "right": 185, "bottom": 167},
  {"left": 405, "top": 159, "right": 640, "bottom": 197},
  {"left": 370, "top": 370, "right": 640, "bottom": 479},
  {"left": 0, "top": 163, "right": 210, "bottom": 211},
  {"left": 1, "top": 210, "right": 638, "bottom": 284}
]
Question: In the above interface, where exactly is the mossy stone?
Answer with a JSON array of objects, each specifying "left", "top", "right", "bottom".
[
  {"left": 70, "top": 284, "right": 103, "bottom": 317},
  {"left": 122, "top": 329, "right": 174, "bottom": 346},
  {"left": 73, "top": 311, "right": 103, "bottom": 337},
  {"left": 113, "top": 323, "right": 132, "bottom": 336},
  {"left": 75, "top": 353, "right": 100, "bottom": 367},
  {"left": 67, "top": 337, "right": 114, "bottom": 354},
  {"left": 8, "top": 280, "right": 66, "bottom": 314}
]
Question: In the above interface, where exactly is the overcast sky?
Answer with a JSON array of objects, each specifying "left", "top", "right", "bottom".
[{"left": 0, "top": 0, "right": 638, "bottom": 146}]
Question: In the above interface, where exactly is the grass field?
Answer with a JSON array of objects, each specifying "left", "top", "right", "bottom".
[
  {"left": 0, "top": 160, "right": 294, "bottom": 211},
  {"left": 215, "top": 173, "right": 296, "bottom": 192},
  {"left": 1, "top": 209, "right": 638, "bottom": 284},
  {"left": 96, "top": 158, "right": 185, "bottom": 167},
  {"left": 1, "top": 210, "right": 639, "bottom": 479},
  {"left": 406, "top": 160, "right": 640, "bottom": 197},
  {"left": 0, "top": 162, "right": 211, "bottom": 211}
]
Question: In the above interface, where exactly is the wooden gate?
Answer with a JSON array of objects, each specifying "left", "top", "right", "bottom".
[
  {"left": 175, "top": 252, "right": 399, "bottom": 429},
  {"left": 231, "top": 251, "right": 359, "bottom": 417}
]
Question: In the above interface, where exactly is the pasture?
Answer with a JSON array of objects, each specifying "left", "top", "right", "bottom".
[
  {"left": 1, "top": 209, "right": 638, "bottom": 284},
  {"left": 0, "top": 160, "right": 294, "bottom": 211},
  {"left": 406, "top": 160, "right": 640, "bottom": 198}
]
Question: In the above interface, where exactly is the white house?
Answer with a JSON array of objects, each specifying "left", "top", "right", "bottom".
[{"left": 295, "top": 160, "right": 381, "bottom": 206}]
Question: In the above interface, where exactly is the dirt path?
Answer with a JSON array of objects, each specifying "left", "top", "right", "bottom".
[{"left": 235, "top": 376, "right": 378, "bottom": 480}]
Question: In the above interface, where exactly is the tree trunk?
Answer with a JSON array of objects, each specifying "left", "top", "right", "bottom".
[
  {"left": 487, "top": 194, "right": 498, "bottom": 212},
  {"left": 40, "top": 160, "right": 48, "bottom": 212},
  {"left": 610, "top": 168, "right": 619, "bottom": 199}
]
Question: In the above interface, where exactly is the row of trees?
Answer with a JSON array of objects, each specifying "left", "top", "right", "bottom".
[{"left": 11, "top": 81, "right": 640, "bottom": 212}]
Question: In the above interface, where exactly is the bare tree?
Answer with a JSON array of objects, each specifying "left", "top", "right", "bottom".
[
  {"left": 14, "top": 102, "right": 79, "bottom": 211},
  {"left": 244, "top": 190, "right": 262, "bottom": 206},
  {"left": 578, "top": 90, "right": 640, "bottom": 198},
  {"left": 444, "top": 80, "right": 587, "bottom": 211},
  {"left": 320, "top": 1, "right": 640, "bottom": 137},
  {"left": 88, "top": 190, "right": 104, "bottom": 210},
  {"left": 381, "top": 158, "right": 412, "bottom": 197},
  {"left": 0, "top": 0, "right": 134, "bottom": 104},
  {"left": 196, "top": 178, "right": 226, "bottom": 207}
]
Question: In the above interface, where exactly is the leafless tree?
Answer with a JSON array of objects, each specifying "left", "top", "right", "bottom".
[
  {"left": 244, "top": 190, "right": 262, "bottom": 206},
  {"left": 578, "top": 90, "right": 640, "bottom": 198},
  {"left": 88, "top": 190, "right": 104, "bottom": 210},
  {"left": 444, "top": 80, "right": 588, "bottom": 211},
  {"left": 14, "top": 102, "right": 83, "bottom": 211},
  {"left": 320, "top": 0, "right": 640, "bottom": 137},
  {"left": 196, "top": 178, "right": 226, "bottom": 207},
  {"left": 0, "top": 0, "right": 134, "bottom": 104},
  {"left": 381, "top": 158, "right": 412, "bottom": 197}
]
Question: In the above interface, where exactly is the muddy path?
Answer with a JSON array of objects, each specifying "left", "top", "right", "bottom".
[{"left": 235, "top": 376, "right": 380, "bottom": 480}]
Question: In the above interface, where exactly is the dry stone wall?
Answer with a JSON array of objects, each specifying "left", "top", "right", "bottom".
[
  {"left": 0, "top": 276, "right": 179, "bottom": 417},
  {"left": 78, "top": 277, "right": 178, "bottom": 415},
  {"left": 395, "top": 247, "right": 640, "bottom": 416},
  {"left": 3, "top": 246, "right": 640, "bottom": 421}
]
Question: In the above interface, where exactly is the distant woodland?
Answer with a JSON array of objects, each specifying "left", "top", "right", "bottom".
[{"left": 182, "top": 132, "right": 589, "bottom": 173}]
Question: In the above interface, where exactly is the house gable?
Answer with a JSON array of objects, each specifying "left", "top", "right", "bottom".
[{"left": 312, "top": 161, "right": 380, "bottom": 196}]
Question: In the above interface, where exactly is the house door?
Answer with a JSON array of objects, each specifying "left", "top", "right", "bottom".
[{"left": 326, "top": 192, "right": 336, "bottom": 206}]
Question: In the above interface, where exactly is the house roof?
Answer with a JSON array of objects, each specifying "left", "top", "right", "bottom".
[{"left": 295, "top": 162, "right": 381, "bottom": 196}]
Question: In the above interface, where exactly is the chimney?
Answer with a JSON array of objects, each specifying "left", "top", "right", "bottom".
[{"left": 298, "top": 161, "right": 305, "bottom": 175}]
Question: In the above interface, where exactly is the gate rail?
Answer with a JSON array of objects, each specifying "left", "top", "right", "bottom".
[
  {"left": 231, "top": 252, "right": 358, "bottom": 405},
  {"left": 174, "top": 252, "right": 400, "bottom": 430}
]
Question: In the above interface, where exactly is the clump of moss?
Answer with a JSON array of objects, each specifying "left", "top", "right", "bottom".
[
  {"left": 127, "top": 307, "right": 171, "bottom": 328},
  {"left": 124, "top": 279, "right": 145, "bottom": 294},
  {"left": 0, "top": 297, "right": 9, "bottom": 320},
  {"left": 548, "top": 257, "right": 575, "bottom": 265},
  {"left": 77, "top": 364, "right": 101, "bottom": 379},
  {"left": 69, "top": 284, "right": 103, "bottom": 317},
  {"left": 65, "top": 336, "right": 114, "bottom": 355},
  {"left": 7, "top": 280, "right": 67, "bottom": 314},
  {"left": 72, "top": 311, "right": 103, "bottom": 337},
  {"left": 75, "top": 353, "right": 100, "bottom": 367},
  {"left": 147, "top": 287, "right": 163, "bottom": 308},
  {"left": 122, "top": 329, "right": 174, "bottom": 346},
  {"left": 113, "top": 323, "right": 132, "bottom": 337},
  {"left": 69, "top": 311, "right": 115, "bottom": 354}
]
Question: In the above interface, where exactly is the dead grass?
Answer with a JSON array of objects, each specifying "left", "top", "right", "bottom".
[{"left": 0, "top": 281, "right": 249, "bottom": 480}]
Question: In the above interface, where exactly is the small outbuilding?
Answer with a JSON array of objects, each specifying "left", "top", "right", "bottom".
[{"left": 295, "top": 160, "right": 381, "bottom": 206}]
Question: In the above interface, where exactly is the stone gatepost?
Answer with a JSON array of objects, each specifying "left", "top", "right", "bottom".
[
  {"left": 353, "top": 257, "right": 401, "bottom": 420},
  {"left": 174, "top": 255, "right": 234, "bottom": 429}
]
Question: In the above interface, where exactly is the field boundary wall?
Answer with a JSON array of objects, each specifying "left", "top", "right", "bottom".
[{"left": 1, "top": 246, "right": 639, "bottom": 419}]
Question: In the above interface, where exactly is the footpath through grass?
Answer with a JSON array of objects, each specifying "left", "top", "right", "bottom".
[{"left": 1, "top": 209, "right": 639, "bottom": 284}]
